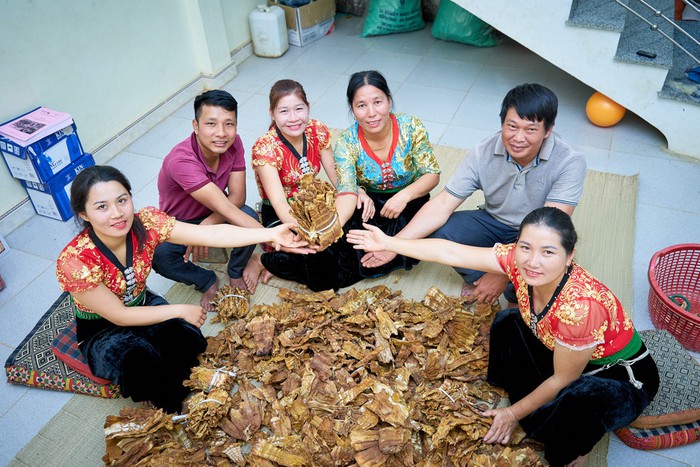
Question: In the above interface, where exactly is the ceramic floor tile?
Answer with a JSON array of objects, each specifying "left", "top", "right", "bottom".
[
  {"left": 222, "top": 57, "right": 287, "bottom": 95},
  {"left": 469, "top": 64, "right": 544, "bottom": 99},
  {"left": 555, "top": 103, "right": 615, "bottom": 151},
  {"left": 237, "top": 93, "right": 277, "bottom": 136},
  {"left": 132, "top": 180, "right": 160, "bottom": 210},
  {"left": 0, "top": 250, "right": 53, "bottom": 309},
  {"left": 393, "top": 83, "right": 466, "bottom": 124},
  {"left": 607, "top": 151, "right": 700, "bottom": 212},
  {"left": 484, "top": 37, "right": 551, "bottom": 70},
  {"left": 108, "top": 151, "right": 163, "bottom": 195},
  {"left": 290, "top": 44, "right": 366, "bottom": 75},
  {"left": 0, "top": 389, "right": 73, "bottom": 467},
  {"left": 347, "top": 50, "right": 422, "bottom": 83},
  {"left": 4, "top": 214, "right": 77, "bottom": 262},
  {"left": 610, "top": 112, "right": 677, "bottom": 158},
  {"left": 368, "top": 26, "right": 437, "bottom": 57},
  {"left": 578, "top": 144, "right": 611, "bottom": 172},
  {"left": 406, "top": 57, "right": 483, "bottom": 92},
  {"left": 451, "top": 92, "right": 507, "bottom": 131},
  {"left": 438, "top": 124, "right": 494, "bottom": 150},
  {"left": 124, "top": 115, "right": 192, "bottom": 159},
  {"left": 0, "top": 343, "right": 28, "bottom": 417},
  {"left": 607, "top": 437, "right": 692, "bottom": 466},
  {"left": 318, "top": 23, "right": 375, "bottom": 51},
  {"left": 0, "top": 267, "right": 63, "bottom": 348},
  {"left": 427, "top": 38, "right": 497, "bottom": 64},
  {"left": 421, "top": 120, "right": 447, "bottom": 145}
]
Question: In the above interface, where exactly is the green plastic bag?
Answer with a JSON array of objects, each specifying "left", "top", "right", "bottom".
[
  {"left": 431, "top": 0, "right": 498, "bottom": 47},
  {"left": 361, "top": 0, "right": 425, "bottom": 37}
]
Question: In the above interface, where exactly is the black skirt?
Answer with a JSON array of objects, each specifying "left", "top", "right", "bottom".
[
  {"left": 77, "top": 290, "right": 207, "bottom": 413},
  {"left": 260, "top": 192, "right": 430, "bottom": 291}
]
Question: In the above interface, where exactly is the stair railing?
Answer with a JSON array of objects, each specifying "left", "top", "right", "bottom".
[{"left": 613, "top": 0, "right": 700, "bottom": 66}]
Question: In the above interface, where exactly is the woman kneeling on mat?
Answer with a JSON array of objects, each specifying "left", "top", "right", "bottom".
[
  {"left": 56, "top": 165, "right": 303, "bottom": 413},
  {"left": 348, "top": 206, "right": 659, "bottom": 466}
]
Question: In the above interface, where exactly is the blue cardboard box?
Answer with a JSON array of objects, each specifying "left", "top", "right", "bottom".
[
  {"left": 21, "top": 153, "right": 95, "bottom": 221},
  {"left": 0, "top": 120, "right": 84, "bottom": 184}
]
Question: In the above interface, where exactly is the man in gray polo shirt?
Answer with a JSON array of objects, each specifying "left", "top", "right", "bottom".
[{"left": 360, "top": 83, "right": 586, "bottom": 305}]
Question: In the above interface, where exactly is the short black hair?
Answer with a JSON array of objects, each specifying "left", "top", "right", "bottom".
[
  {"left": 194, "top": 89, "right": 238, "bottom": 121},
  {"left": 499, "top": 83, "right": 558, "bottom": 131}
]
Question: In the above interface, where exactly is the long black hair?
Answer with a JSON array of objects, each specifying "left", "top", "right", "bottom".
[{"left": 70, "top": 165, "right": 147, "bottom": 251}]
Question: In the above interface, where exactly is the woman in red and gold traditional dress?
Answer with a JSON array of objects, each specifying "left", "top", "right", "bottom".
[
  {"left": 56, "top": 165, "right": 302, "bottom": 413},
  {"left": 245, "top": 79, "right": 374, "bottom": 292},
  {"left": 348, "top": 207, "right": 659, "bottom": 467}
]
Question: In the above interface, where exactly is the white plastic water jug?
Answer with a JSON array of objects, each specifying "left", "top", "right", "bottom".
[{"left": 249, "top": 5, "right": 289, "bottom": 58}]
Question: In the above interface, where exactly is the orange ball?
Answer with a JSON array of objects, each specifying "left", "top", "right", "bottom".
[{"left": 586, "top": 92, "right": 626, "bottom": 127}]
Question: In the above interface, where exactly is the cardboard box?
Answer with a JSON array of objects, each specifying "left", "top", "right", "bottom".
[
  {"left": 0, "top": 122, "right": 84, "bottom": 184},
  {"left": 21, "top": 153, "right": 95, "bottom": 221},
  {"left": 269, "top": 0, "right": 335, "bottom": 47}
]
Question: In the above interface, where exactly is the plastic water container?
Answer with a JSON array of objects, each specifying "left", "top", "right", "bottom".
[{"left": 249, "top": 5, "right": 289, "bottom": 58}]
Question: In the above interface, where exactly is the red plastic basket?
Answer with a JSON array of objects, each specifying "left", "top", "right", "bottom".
[{"left": 647, "top": 244, "right": 700, "bottom": 352}]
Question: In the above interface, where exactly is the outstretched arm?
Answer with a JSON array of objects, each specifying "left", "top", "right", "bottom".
[
  {"left": 168, "top": 221, "right": 306, "bottom": 251},
  {"left": 347, "top": 223, "right": 502, "bottom": 274}
]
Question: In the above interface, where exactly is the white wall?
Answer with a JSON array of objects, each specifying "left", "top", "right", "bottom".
[{"left": 0, "top": 0, "right": 259, "bottom": 225}]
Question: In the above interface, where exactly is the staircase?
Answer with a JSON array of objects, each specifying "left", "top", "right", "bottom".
[{"left": 454, "top": 0, "right": 700, "bottom": 161}]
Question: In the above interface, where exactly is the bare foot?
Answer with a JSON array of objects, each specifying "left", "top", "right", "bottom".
[
  {"left": 242, "top": 254, "right": 265, "bottom": 294},
  {"left": 565, "top": 453, "right": 589, "bottom": 467},
  {"left": 201, "top": 280, "right": 217, "bottom": 312},
  {"left": 261, "top": 269, "right": 274, "bottom": 284},
  {"left": 461, "top": 282, "right": 476, "bottom": 302},
  {"left": 229, "top": 276, "right": 247, "bottom": 291}
]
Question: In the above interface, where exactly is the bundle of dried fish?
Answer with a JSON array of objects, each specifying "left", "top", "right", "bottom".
[
  {"left": 211, "top": 285, "right": 250, "bottom": 323},
  {"left": 288, "top": 174, "right": 342, "bottom": 248},
  {"left": 183, "top": 366, "right": 236, "bottom": 393},
  {"left": 183, "top": 388, "right": 233, "bottom": 440},
  {"left": 102, "top": 407, "right": 178, "bottom": 466}
]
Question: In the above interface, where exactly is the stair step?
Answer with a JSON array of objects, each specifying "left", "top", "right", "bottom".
[
  {"left": 659, "top": 20, "right": 700, "bottom": 105},
  {"left": 614, "top": 0, "right": 675, "bottom": 69},
  {"left": 567, "top": 0, "right": 630, "bottom": 32}
]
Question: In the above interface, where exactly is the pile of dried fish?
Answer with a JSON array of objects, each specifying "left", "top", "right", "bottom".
[
  {"left": 288, "top": 174, "right": 343, "bottom": 249},
  {"left": 210, "top": 285, "right": 250, "bottom": 323},
  {"left": 103, "top": 286, "right": 544, "bottom": 466}
]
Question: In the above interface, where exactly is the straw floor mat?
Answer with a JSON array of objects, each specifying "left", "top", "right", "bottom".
[{"left": 9, "top": 143, "right": 637, "bottom": 466}]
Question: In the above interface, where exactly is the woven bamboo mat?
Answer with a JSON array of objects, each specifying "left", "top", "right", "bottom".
[{"left": 9, "top": 144, "right": 636, "bottom": 466}]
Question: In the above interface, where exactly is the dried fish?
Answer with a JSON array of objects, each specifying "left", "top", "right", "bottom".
[{"left": 103, "top": 286, "right": 546, "bottom": 466}]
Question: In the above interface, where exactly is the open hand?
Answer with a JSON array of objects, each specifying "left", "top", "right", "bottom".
[
  {"left": 269, "top": 223, "right": 311, "bottom": 250},
  {"left": 347, "top": 223, "right": 389, "bottom": 252},
  {"left": 361, "top": 251, "right": 396, "bottom": 268},
  {"left": 482, "top": 406, "right": 518, "bottom": 445}
]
